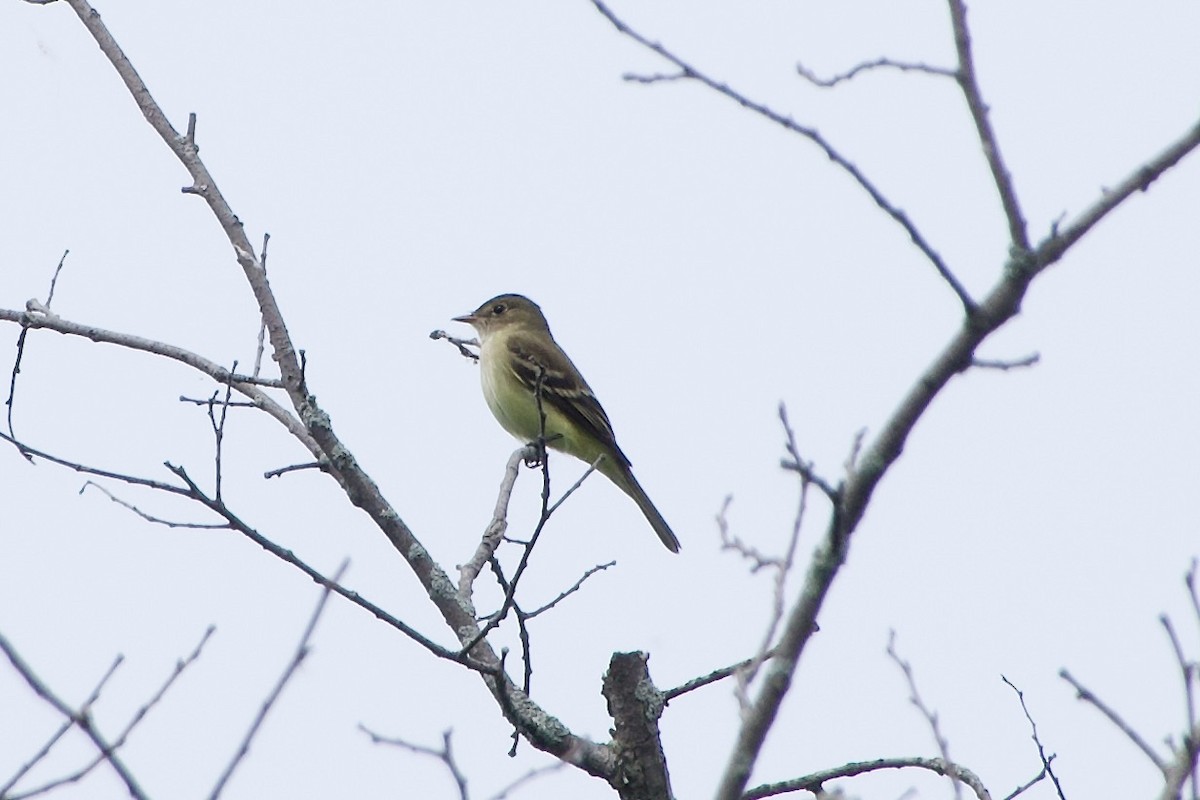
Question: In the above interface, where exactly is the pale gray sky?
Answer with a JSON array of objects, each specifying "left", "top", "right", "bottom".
[{"left": 2, "top": 2, "right": 1199, "bottom": 799}]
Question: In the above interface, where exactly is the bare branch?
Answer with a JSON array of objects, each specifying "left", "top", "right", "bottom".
[
  {"left": 359, "top": 727, "right": 470, "bottom": 800},
  {"left": 742, "top": 756, "right": 992, "bottom": 800},
  {"left": 622, "top": 70, "right": 689, "bottom": 84},
  {"left": 796, "top": 57, "right": 956, "bottom": 88},
  {"left": 1001, "top": 675, "right": 1065, "bottom": 800},
  {"left": 1186, "top": 559, "right": 1200, "bottom": 631},
  {"left": 719, "top": 409, "right": 813, "bottom": 709},
  {"left": 971, "top": 353, "right": 1041, "bottom": 371},
  {"left": 431, "top": 328, "right": 481, "bottom": 362},
  {"left": 1002, "top": 766, "right": 1051, "bottom": 800},
  {"left": 1161, "top": 722, "right": 1200, "bottom": 800},
  {"left": 946, "top": 0, "right": 1029, "bottom": 251},
  {"left": 11, "top": 627, "right": 216, "bottom": 799},
  {"left": 602, "top": 652, "right": 672, "bottom": 797},
  {"left": 544, "top": 455, "right": 603, "bottom": 516},
  {"left": 82, "top": 479, "right": 228, "bottom": 528},
  {"left": 163, "top": 462, "right": 468, "bottom": 665},
  {"left": 887, "top": 632, "right": 960, "bottom": 800},
  {"left": 0, "top": 632, "right": 149, "bottom": 800},
  {"left": 10, "top": 3, "right": 618, "bottom": 776},
  {"left": 1035, "top": 119, "right": 1200, "bottom": 270},
  {"left": 205, "top": 375, "right": 237, "bottom": 503},
  {"left": 589, "top": 0, "right": 976, "bottom": 313},
  {"left": 485, "top": 761, "right": 567, "bottom": 800},
  {"left": 253, "top": 232, "right": 270, "bottom": 379},
  {"left": 208, "top": 562, "right": 346, "bottom": 800},
  {"left": 1, "top": 429, "right": 195, "bottom": 497},
  {"left": 43, "top": 250, "right": 70, "bottom": 309},
  {"left": 585, "top": 5, "right": 1200, "bottom": 796},
  {"left": 778, "top": 404, "right": 839, "bottom": 501},
  {"left": 179, "top": 395, "right": 259, "bottom": 408},
  {"left": 0, "top": 306, "right": 307, "bottom": 452},
  {"left": 1162, "top": 615, "right": 1198, "bottom": 758},
  {"left": 715, "top": 502, "right": 843, "bottom": 798},
  {"left": 524, "top": 560, "right": 615, "bottom": 618},
  {"left": 263, "top": 461, "right": 324, "bottom": 479},
  {"left": 1059, "top": 668, "right": 1166, "bottom": 772},
  {"left": 663, "top": 650, "right": 776, "bottom": 703},
  {"left": 6, "top": 323, "right": 34, "bottom": 460},
  {"left": 5, "top": 251, "right": 71, "bottom": 455},
  {"left": 459, "top": 447, "right": 528, "bottom": 599},
  {"left": 0, "top": 651, "right": 122, "bottom": 798},
  {"left": 460, "top": 380, "right": 599, "bottom": 658}
]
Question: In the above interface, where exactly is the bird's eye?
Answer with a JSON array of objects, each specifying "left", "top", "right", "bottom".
[{"left": 492, "top": 303, "right": 506, "bottom": 315}]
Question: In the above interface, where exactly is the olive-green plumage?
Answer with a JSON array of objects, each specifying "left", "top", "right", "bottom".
[{"left": 454, "top": 294, "right": 680, "bottom": 553}]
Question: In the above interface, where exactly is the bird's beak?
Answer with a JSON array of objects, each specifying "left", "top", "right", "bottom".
[{"left": 453, "top": 312, "right": 477, "bottom": 325}]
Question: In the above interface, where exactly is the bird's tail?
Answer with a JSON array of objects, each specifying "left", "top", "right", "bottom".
[{"left": 613, "top": 466, "right": 680, "bottom": 553}]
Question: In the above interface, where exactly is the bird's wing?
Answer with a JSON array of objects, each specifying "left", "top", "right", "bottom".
[{"left": 505, "top": 333, "right": 632, "bottom": 468}]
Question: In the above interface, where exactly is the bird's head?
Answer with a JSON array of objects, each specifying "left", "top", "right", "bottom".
[{"left": 454, "top": 294, "right": 551, "bottom": 340}]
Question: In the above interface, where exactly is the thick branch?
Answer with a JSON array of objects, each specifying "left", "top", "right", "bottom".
[{"left": 602, "top": 652, "right": 672, "bottom": 799}]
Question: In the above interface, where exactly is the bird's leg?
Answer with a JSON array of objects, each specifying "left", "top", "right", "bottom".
[{"left": 523, "top": 433, "right": 562, "bottom": 468}]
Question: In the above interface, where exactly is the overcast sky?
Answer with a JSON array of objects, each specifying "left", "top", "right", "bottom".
[{"left": 2, "top": 2, "right": 1199, "bottom": 799}]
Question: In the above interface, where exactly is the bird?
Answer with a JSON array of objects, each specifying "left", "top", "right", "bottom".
[{"left": 454, "top": 293, "right": 680, "bottom": 552}]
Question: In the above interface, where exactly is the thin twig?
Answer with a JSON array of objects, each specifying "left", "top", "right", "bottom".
[
  {"left": 971, "top": 353, "right": 1041, "bottom": 371},
  {"left": 11, "top": 627, "right": 216, "bottom": 800},
  {"left": 458, "top": 368, "right": 560, "bottom": 657},
  {"left": 545, "top": 455, "right": 603, "bottom": 516},
  {"left": 179, "top": 395, "right": 258, "bottom": 408},
  {"left": 1002, "top": 765, "right": 1050, "bottom": 800},
  {"left": 81, "top": 480, "right": 229, "bottom": 529},
  {"left": 205, "top": 369, "right": 237, "bottom": 503},
  {"left": 664, "top": 650, "right": 777, "bottom": 702},
  {"left": 1059, "top": 668, "right": 1166, "bottom": 773},
  {"left": 43, "top": 250, "right": 70, "bottom": 308},
  {"left": 887, "top": 632, "right": 960, "bottom": 800},
  {"left": 796, "top": 56, "right": 957, "bottom": 87},
  {"left": 525, "top": 561, "right": 616, "bottom": 618},
  {"left": 164, "top": 463, "right": 471, "bottom": 667},
  {"left": 5, "top": 251, "right": 71, "bottom": 454},
  {"left": 1185, "top": 559, "right": 1200, "bottom": 632},
  {"left": 263, "top": 461, "right": 325, "bottom": 479},
  {"left": 253, "top": 232, "right": 270, "bottom": 379},
  {"left": 1, "top": 429, "right": 196, "bottom": 497},
  {"left": 1162, "top": 615, "right": 1197, "bottom": 748},
  {"left": 1161, "top": 722, "right": 1200, "bottom": 800},
  {"left": 0, "top": 652, "right": 123, "bottom": 798},
  {"left": 0, "top": 632, "right": 149, "bottom": 800},
  {"left": 590, "top": 0, "right": 975, "bottom": 312},
  {"left": 1001, "top": 675, "right": 1065, "bottom": 800},
  {"left": 431, "top": 329, "right": 481, "bottom": 361},
  {"left": 5, "top": 327, "right": 32, "bottom": 455},
  {"left": 777, "top": 405, "right": 838, "bottom": 501},
  {"left": 358, "top": 727, "right": 470, "bottom": 800},
  {"left": 208, "top": 562, "right": 346, "bottom": 800},
  {"left": 0, "top": 308, "right": 300, "bottom": 451},
  {"left": 946, "top": 0, "right": 1028, "bottom": 252},
  {"left": 485, "top": 761, "right": 567, "bottom": 800}
]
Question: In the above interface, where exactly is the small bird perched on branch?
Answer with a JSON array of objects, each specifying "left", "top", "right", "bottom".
[{"left": 454, "top": 294, "right": 680, "bottom": 553}]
